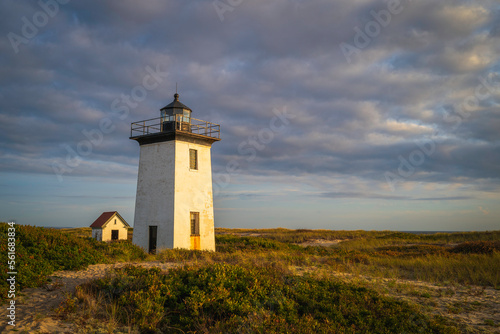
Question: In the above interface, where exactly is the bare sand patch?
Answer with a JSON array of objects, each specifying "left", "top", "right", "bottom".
[
  {"left": 297, "top": 239, "right": 344, "bottom": 247},
  {"left": 236, "top": 233, "right": 262, "bottom": 237},
  {"left": 0, "top": 261, "right": 179, "bottom": 334}
]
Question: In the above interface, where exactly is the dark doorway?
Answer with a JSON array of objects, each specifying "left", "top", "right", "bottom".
[
  {"left": 149, "top": 226, "right": 158, "bottom": 254},
  {"left": 111, "top": 230, "right": 119, "bottom": 240}
]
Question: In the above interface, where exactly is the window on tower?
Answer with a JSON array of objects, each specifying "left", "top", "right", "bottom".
[
  {"left": 190, "top": 212, "right": 200, "bottom": 235},
  {"left": 182, "top": 109, "right": 191, "bottom": 123},
  {"left": 189, "top": 149, "right": 198, "bottom": 170}
]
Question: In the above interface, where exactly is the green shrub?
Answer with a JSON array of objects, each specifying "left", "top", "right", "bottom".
[
  {"left": 0, "top": 223, "right": 147, "bottom": 299},
  {"left": 0, "top": 224, "right": 106, "bottom": 292},
  {"left": 85, "top": 264, "right": 459, "bottom": 333},
  {"left": 215, "top": 235, "right": 293, "bottom": 252},
  {"left": 450, "top": 241, "right": 500, "bottom": 254},
  {"left": 376, "top": 244, "right": 448, "bottom": 257}
]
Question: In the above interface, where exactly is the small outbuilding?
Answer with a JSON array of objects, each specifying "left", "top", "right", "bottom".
[{"left": 90, "top": 211, "right": 130, "bottom": 242}]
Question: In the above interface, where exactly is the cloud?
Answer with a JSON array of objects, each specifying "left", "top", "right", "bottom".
[
  {"left": 414, "top": 196, "right": 474, "bottom": 201},
  {"left": 320, "top": 191, "right": 410, "bottom": 200},
  {"left": 319, "top": 192, "right": 474, "bottom": 201},
  {"left": 0, "top": 0, "right": 499, "bottom": 229}
]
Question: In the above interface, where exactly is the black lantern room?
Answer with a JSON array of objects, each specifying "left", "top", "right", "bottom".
[
  {"left": 160, "top": 93, "right": 192, "bottom": 132},
  {"left": 161, "top": 93, "right": 191, "bottom": 121}
]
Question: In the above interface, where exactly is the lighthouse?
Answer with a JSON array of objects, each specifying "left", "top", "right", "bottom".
[{"left": 130, "top": 93, "right": 220, "bottom": 253}]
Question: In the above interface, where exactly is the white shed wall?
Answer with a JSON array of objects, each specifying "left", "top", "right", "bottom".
[{"left": 101, "top": 217, "right": 129, "bottom": 241}]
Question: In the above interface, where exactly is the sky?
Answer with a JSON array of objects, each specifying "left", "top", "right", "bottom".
[{"left": 1, "top": 0, "right": 499, "bottom": 231}]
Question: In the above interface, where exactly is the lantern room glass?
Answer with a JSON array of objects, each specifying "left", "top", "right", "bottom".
[{"left": 161, "top": 108, "right": 191, "bottom": 123}]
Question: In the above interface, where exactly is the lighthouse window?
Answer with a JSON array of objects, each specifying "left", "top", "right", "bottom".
[
  {"left": 182, "top": 110, "right": 191, "bottom": 122},
  {"left": 190, "top": 212, "right": 200, "bottom": 235},
  {"left": 189, "top": 149, "right": 198, "bottom": 170}
]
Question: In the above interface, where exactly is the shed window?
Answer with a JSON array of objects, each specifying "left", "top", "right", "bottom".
[
  {"left": 189, "top": 149, "right": 198, "bottom": 170},
  {"left": 190, "top": 212, "right": 199, "bottom": 235}
]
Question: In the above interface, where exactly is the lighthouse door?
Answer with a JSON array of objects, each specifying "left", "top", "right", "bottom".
[
  {"left": 190, "top": 212, "right": 200, "bottom": 250},
  {"left": 149, "top": 226, "right": 157, "bottom": 254}
]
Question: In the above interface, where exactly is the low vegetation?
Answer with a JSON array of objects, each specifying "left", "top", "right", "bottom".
[
  {"left": 0, "top": 223, "right": 146, "bottom": 298},
  {"left": 2, "top": 224, "right": 499, "bottom": 333},
  {"left": 155, "top": 232, "right": 500, "bottom": 288},
  {"left": 64, "top": 264, "right": 459, "bottom": 333},
  {"left": 217, "top": 228, "right": 500, "bottom": 244}
]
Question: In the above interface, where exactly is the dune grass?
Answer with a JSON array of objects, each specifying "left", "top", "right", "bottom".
[
  {"left": 2, "top": 225, "right": 498, "bottom": 333},
  {"left": 368, "top": 252, "right": 500, "bottom": 287},
  {"left": 155, "top": 232, "right": 500, "bottom": 288},
  {"left": 0, "top": 223, "right": 146, "bottom": 299},
  {"left": 216, "top": 228, "right": 500, "bottom": 244}
]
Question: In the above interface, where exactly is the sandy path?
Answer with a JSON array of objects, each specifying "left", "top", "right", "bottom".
[{"left": 0, "top": 261, "right": 180, "bottom": 334}]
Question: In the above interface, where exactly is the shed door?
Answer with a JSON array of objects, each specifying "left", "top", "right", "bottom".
[{"left": 111, "top": 230, "right": 119, "bottom": 240}]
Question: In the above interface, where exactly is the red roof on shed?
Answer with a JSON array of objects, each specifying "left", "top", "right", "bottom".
[{"left": 90, "top": 211, "right": 117, "bottom": 228}]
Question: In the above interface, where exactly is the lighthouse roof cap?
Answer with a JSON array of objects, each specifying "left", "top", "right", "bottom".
[{"left": 160, "top": 93, "right": 192, "bottom": 111}]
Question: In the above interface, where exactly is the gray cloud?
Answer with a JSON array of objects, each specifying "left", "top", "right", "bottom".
[{"left": 1, "top": 0, "right": 499, "bottom": 202}]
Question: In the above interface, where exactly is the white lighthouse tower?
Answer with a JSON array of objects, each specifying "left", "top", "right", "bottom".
[{"left": 130, "top": 93, "right": 220, "bottom": 253}]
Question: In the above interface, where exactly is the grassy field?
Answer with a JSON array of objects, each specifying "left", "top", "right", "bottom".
[
  {"left": 1, "top": 224, "right": 499, "bottom": 333},
  {"left": 0, "top": 223, "right": 145, "bottom": 297},
  {"left": 188, "top": 229, "right": 500, "bottom": 288}
]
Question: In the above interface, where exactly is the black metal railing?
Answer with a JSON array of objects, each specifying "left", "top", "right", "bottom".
[{"left": 130, "top": 115, "right": 220, "bottom": 139}]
